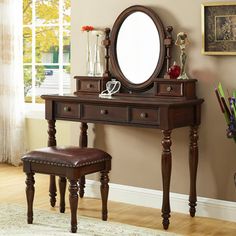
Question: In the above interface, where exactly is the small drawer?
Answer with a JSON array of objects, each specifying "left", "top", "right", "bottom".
[
  {"left": 82, "top": 104, "right": 128, "bottom": 122},
  {"left": 54, "top": 102, "right": 80, "bottom": 119},
  {"left": 79, "top": 80, "right": 100, "bottom": 93},
  {"left": 157, "top": 83, "right": 183, "bottom": 97},
  {"left": 130, "top": 108, "right": 159, "bottom": 125}
]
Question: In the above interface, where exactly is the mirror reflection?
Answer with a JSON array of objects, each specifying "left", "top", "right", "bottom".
[{"left": 116, "top": 11, "right": 160, "bottom": 84}]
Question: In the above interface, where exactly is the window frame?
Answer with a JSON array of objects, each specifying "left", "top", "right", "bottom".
[{"left": 23, "top": 0, "right": 71, "bottom": 112}]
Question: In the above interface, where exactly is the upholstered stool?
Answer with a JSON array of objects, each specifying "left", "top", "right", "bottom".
[{"left": 21, "top": 146, "right": 111, "bottom": 233}]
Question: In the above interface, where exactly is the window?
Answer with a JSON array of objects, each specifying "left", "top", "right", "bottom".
[{"left": 23, "top": 0, "right": 71, "bottom": 104}]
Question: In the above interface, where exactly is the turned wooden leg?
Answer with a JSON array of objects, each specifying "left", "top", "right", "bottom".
[
  {"left": 100, "top": 170, "right": 109, "bottom": 221},
  {"left": 49, "top": 175, "right": 57, "bottom": 207},
  {"left": 79, "top": 176, "right": 85, "bottom": 198},
  {"left": 69, "top": 179, "right": 79, "bottom": 233},
  {"left": 59, "top": 177, "right": 67, "bottom": 213},
  {"left": 161, "top": 129, "right": 172, "bottom": 230},
  {"left": 189, "top": 126, "right": 199, "bottom": 217},
  {"left": 79, "top": 122, "right": 88, "bottom": 198},
  {"left": 25, "top": 173, "right": 35, "bottom": 224},
  {"left": 48, "top": 119, "right": 57, "bottom": 207}
]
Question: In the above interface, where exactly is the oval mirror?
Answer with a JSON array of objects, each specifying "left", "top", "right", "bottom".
[{"left": 110, "top": 5, "right": 165, "bottom": 91}]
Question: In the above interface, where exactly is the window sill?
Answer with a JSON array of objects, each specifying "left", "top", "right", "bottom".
[{"left": 25, "top": 103, "right": 45, "bottom": 119}]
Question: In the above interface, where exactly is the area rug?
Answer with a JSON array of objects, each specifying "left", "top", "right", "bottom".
[{"left": 0, "top": 204, "right": 180, "bottom": 236}]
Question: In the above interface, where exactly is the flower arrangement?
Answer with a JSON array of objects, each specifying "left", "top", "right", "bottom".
[
  {"left": 215, "top": 83, "right": 236, "bottom": 141},
  {"left": 81, "top": 25, "right": 94, "bottom": 32},
  {"left": 81, "top": 25, "right": 105, "bottom": 76}
]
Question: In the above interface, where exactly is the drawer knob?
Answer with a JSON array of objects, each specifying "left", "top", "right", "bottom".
[
  {"left": 87, "top": 83, "right": 93, "bottom": 89},
  {"left": 166, "top": 86, "right": 172, "bottom": 92},
  {"left": 63, "top": 106, "right": 71, "bottom": 112},
  {"left": 140, "top": 112, "right": 148, "bottom": 119},
  {"left": 100, "top": 109, "right": 108, "bottom": 115}
]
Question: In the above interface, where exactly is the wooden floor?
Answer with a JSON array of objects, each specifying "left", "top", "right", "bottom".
[{"left": 0, "top": 164, "right": 236, "bottom": 236}]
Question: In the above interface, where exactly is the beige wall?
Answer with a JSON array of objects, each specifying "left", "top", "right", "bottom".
[
  {"left": 27, "top": 0, "right": 236, "bottom": 203},
  {"left": 26, "top": 118, "right": 71, "bottom": 149},
  {"left": 70, "top": 0, "right": 236, "bottom": 202}
]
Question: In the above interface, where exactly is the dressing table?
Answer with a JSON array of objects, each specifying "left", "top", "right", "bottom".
[{"left": 42, "top": 5, "right": 204, "bottom": 230}]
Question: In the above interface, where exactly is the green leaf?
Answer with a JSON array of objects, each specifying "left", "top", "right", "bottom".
[{"left": 218, "top": 82, "right": 225, "bottom": 98}]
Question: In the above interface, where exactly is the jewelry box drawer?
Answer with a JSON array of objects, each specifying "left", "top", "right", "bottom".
[
  {"left": 82, "top": 104, "right": 128, "bottom": 122},
  {"left": 74, "top": 76, "right": 104, "bottom": 94},
  {"left": 157, "top": 83, "right": 183, "bottom": 97},
  {"left": 79, "top": 80, "right": 100, "bottom": 93},
  {"left": 130, "top": 108, "right": 160, "bottom": 125},
  {"left": 54, "top": 102, "right": 80, "bottom": 119}
]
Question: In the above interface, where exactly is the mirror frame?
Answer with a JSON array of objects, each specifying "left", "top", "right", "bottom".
[{"left": 110, "top": 5, "right": 166, "bottom": 91}]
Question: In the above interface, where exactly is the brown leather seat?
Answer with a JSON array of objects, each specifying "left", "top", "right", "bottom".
[
  {"left": 22, "top": 146, "right": 111, "bottom": 168},
  {"left": 22, "top": 146, "right": 111, "bottom": 233}
]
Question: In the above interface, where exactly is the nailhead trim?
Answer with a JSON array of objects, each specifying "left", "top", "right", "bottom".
[{"left": 22, "top": 157, "right": 110, "bottom": 168}]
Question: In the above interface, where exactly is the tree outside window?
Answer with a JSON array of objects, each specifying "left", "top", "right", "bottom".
[{"left": 23, "top": 0, "right": 71, "bottom": 103}]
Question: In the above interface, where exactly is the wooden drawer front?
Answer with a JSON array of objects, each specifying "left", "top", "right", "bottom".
[
  {"left": 55, "top": 102, "right": 80, "bottom": 119},
  {"left": 82, "top": 104, "right": 128, "bottom": 122},
  {"left": 79, "top": 80, "right": 100, "bottom": 93},
  {"left": 131, "top": 108, "right": 159, "bottom": 125},
  {"left": 157, "top": 83, "right": 183, "bottom": 97}
]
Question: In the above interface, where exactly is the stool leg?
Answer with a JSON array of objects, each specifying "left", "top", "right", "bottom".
[
  {"left": 49, "top": 175, "right": 57, "bottom": 207},
  {"left": 59, "top": 177, "right": 67, "bottom": 213},
  {"left": 100, "top": 170, "right": 109, "bottom": 221},
  {"left": 25, "top": 173, "right": 35, "bottom": 224},
  {"left": 69, "top": 179, "right": 79, "bottom": 233},
  {"left": 79, "top": 176, "right": 85, "bottom": 198}
]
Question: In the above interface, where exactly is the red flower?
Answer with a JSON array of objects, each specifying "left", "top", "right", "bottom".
[{"left": 81, "top": 25, "right": 94, "bottom": 32}]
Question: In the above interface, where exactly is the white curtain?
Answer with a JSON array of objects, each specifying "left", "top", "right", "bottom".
[{"left": 0, "top": 0, "right": 25, "bottom": 165}]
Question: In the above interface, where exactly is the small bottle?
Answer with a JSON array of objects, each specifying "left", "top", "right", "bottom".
[{"left": 167, "top": 61, "right": 181, "bottom": 79}]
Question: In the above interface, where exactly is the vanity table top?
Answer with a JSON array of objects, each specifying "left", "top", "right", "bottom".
[
  {"left": 42, "top": 93, "right": 204, "bottom": 107},
  {"left": 42, "top": 93, "right": 203, "bottom": 130}
]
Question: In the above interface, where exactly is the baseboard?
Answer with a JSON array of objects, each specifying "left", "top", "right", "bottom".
[{"left": 84, "top": 180, "right": 236, "bottom": 222}]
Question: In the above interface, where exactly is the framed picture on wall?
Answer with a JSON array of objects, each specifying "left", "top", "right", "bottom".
[{"left": 202, "top": 2, "right": 236, "bottom": 55}]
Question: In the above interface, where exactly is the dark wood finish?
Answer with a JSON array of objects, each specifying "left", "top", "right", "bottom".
[
  {"left": 47, "top": 120, "right": 57, "bottom": 207},
  {"left": 164, "top": 26, "right": 173, "bottom": 79},
  {"left": 79, "top": 122, "right": 88, "bottom": 198},
  {"left": 103, "top": 28, "right": 111, "bottom": 79},
  {"left": 154, "top": 79, "right": 196, "bottom": 100},
  {"left": 69, "top": 179, "right": 78, "bottom": 233},
  {"left": 79, "top": 122, "right": 88, "bottom": 148},
  {"left": 49, "top": 175, "right": 57, "bottom": 207},
  {"left": 110, "top": 5, "right": 165, "bottom": 91},
  {"left": 42, "top": 4, "right": 204, "bottom": 230},
  {"left": 47, "top": 120, "right": 56, "bottom": 147},
  {"left": 42, "top": 93, "right": 203, "bottom": 230},
  {"left": 130, "top": 107, "right": 159, "bottom": 125},
  {"left": 189, "top": 126, "right": 199, "bottom": 217},
  {"left": 74, "top": 76, "right": 110, "bottom": 96},
  {"left": 83, "top": 104, "right": 128, "bottom": 123},
  {"left": 100, "top": 170, "right": 110, "bottom": 221},
  {"left": 54, "top": 102, "right": 80, "bottom": 119},
  {"left": 161, "top": 130, "right": 172, "bottom": 230},
  {"left": 25, "top": 173, "right": 35, "bottom": 224},
  {"left": 74, "top": 76, "right": 102, "bottom": 95},
  {"left": 59, "top": 176, "right": 66, "bottom": 213},
  {"left": 22, "top": 148, "right": 111, "bottom": 233},
  {"left": 42, "top": 94, "right": 203, "bottom": 129}
]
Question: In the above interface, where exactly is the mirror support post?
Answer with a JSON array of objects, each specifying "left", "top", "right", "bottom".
[
  {"left": 103, "top": 28, "right": 111, "bottom": 79},
  {"left": 164, "top": 26, "right": 173, "bottom": 79}
]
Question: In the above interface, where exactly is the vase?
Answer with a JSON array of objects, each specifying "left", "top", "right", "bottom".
[
  {"left": 93, "top": 35, "right": 103, "bottom": 76},
  {"left": 86, "top": 32, "right": 93, "bottom": 76}
]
